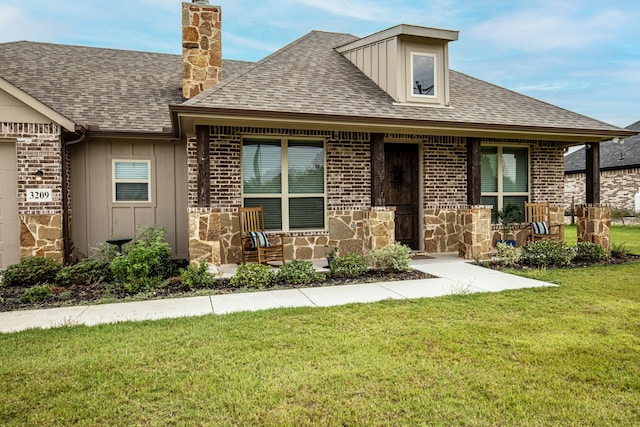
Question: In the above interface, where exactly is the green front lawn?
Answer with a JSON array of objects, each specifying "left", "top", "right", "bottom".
[
  {"left": 563, "top": 224, "right": 640, "bottom": 254},
  {"left": 1, "top": 262, "right": 639, "bottom": 425}
]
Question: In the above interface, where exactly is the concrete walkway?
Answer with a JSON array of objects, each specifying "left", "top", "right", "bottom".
[{"left": 0, "top": 254, "right": 554, "bottom": 333}]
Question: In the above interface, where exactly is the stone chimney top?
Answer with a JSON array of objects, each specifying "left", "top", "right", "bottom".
[{"left": 182, "top": 2, "right": 221, "bottom": 98}]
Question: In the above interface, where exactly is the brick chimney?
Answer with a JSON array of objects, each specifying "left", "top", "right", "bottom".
[{"left": 182, "top": 1, "right": 222, "bottom": 98}]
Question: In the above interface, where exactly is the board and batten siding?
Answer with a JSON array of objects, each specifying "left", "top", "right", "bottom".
[
  {"left": 0, "top": 142, "right": 20, "bottom": 269},
  {"left": 70, "top": 138, "right": 188, "bottom": 259}
]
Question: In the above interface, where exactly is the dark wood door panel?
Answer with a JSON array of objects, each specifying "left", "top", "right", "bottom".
[{"left": 384, "top": 143, "right": 419, "bottom": 249}]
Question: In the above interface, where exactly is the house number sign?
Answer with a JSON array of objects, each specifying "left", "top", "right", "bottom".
[{"left": 26, "top": 188, "right": 53, "bottom": 202}]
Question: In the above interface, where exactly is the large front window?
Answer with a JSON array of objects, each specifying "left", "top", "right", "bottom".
[
  {"left": 242, "top": 138, "right": 325, "bottom": 230},
  {"left": 481, "top": 146, "right": 529, "bottom": 221}
]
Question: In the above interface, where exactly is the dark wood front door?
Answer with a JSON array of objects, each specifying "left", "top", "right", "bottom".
[{"left": 384, "top": 143, "right": 419, "bottom": 249}]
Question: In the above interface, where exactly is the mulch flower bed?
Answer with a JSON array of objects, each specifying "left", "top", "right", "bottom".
[{"left": 0, "top": 268, "right": 434, "bottom": 313}]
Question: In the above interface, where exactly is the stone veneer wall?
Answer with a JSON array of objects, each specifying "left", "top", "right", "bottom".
[
  {"left": 565, "top": 168, "right": 640, "bottom": 213},
  {"left": 1, "top": 122, "right": 64, "bottom": 263},
  {"left": 458, "top": 206, "right": 492, "bottom": 260},
  {"left": 423, "top": 205, "right": 493, "bottom": 259},
  {"left": 182, "top": 1, "right": 222, "bottom": 98},
  {"left": 576, "top": 204, "right": 611, "bottom": 249}
]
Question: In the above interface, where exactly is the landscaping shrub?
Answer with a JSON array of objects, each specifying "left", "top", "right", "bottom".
[
  {"left": 574, "top": 242, "right": 610, "bottom": 263},
  {"left": 56, "top": 259, "right": 113, "bottom": 287},
  {"left": 88, "top": 242, "right": 120, "bottom": 264},
  {"left": 20, "top": 284, "right": 54, "bottom": 303},
  {"left": 179, "top": 260, "right": 215, "bottom": 289},
  {"left": 110, "top": 227, "right": 172, "bottom": 293},
  {"left": 230, "top": 263, "right": 276, "bottom": 289},
  {"left": 1, "top": 257, "right": 62, "bottom": 288},
  {"left": 368, "top": 243, "right": 412, "bottom": 272},
  {"left": 610, "top": 242, "right": 628, "bottom": 258},
  {"left": 495, "top": 242, "right": 521, "bottom": 267},
  {"left": 520, "top": 240, "right": 575, "bottom": 268},
  {"left": 277, "top": 259, "right": 323, "bottom": 285},
  {"left": 330, "top": 252, "right": 368, "bottom": 278}
]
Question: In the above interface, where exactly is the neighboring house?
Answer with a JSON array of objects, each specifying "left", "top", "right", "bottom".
[
  {"left": 0, "top": 1, "right": 634, "bottom": 269},
  {"left": 565, "top": 121, "right": 640, "bottom": 213}
]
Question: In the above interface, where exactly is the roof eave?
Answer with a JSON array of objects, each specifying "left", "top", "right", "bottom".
[{"left": 170, "top": 105, "right": 635, "bottom": 142}]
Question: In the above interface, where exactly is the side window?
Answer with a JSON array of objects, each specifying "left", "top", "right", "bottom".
[
  {"left": 113, "top": 160, "right": 150, "bottom": 202},
  {"left": 481, "top": 145, "right": 529, "bottom": 222}
]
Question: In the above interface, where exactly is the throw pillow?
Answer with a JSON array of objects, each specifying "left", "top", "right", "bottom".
[
  {"left": 248, "top": 231, "right": 271, "bottom": 248},
  {"left": 531, "top": 221, "right": 549, "bottom": 235}
]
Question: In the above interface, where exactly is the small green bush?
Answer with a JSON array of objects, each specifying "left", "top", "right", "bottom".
[
  {"left": 277, "top": 260, "right": 323, "bottom": 285},
  {"left": 88, "top": 242, "right": 120, "bottom": 264},
  {"left": 110, "top": 227, "right": 172, "bottom": 294},
  {"left": 56, "top": 259, "right": 113, "bottom": 287},
  {"left": 20, "top": 284, "right": 54, "bottom": 303},
  {"left": 230, "top": 263, "right": 276, "bottom": 289},
  {"left": 330, "top": 252, "right": 368, "bottom": 278},
  {"left": 610, "top": 242, "right": 628, "bottom": 258},
  {"left": 495, "top": 242, "right": 521, "bottom": 267},
  {"left": 368, "top": 243, "right": 412, "bottom": 272},
  {"left": 520, "top": 240, "right": 575, "bottom": 268},
  {"left": 179, "top": 261, "right": 215, "bottom": 289},
  {"left": 1, "top": 257, "right": 62, "bottom": 288},
  {"left": 574, "top": 242, "right": 610, "bottom": 263}
]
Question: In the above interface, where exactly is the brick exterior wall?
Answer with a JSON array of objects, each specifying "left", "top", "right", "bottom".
[
  {"left": 565, "top": 168, "right": 640, "bottom": 213},
  {"left": 1, "top": 122, "right": 64, "bottom": 262},
  {"left": 186, "top": 127, "right": 570, "bottom": 263},
  {"left": 531, "top": 141, "right": 565, "bottom": 205},
  {"left": 423, "top": 136, "right": 467, "bottom": 205}
]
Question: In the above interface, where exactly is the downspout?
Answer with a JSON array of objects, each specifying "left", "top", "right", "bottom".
[{"left": 61, "top": 128, "right": 86, "bottom": 264}]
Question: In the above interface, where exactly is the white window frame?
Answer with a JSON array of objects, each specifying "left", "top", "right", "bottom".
[
  {"left": 241, "top": 137, "right": 327, "bottom": 232},
  {"left": 481, "top": 145, "right": 530, "bottom": 212},
  {"left": 112, "top": 159, "right": 151, "bottom": 204},
  {"left": 410, "top": 52, "right": 437, "bottom": 99}
]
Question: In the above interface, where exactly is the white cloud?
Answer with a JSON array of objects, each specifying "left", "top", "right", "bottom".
[{"left": 467, "top": 3, "right": 631, "bottom": 52}]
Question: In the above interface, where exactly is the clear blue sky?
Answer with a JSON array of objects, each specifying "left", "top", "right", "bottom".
[{"left": 1, "top": 0, "right": 638, "bottom": 128}]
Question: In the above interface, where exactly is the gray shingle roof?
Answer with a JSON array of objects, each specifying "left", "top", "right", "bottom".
[
  {"left": 183, "top": 30, "right": 625, "bottom": 135},
  {"left": 0, "top": 41, "right": 251, "bottom": 132},
  {"left": 564, "top": 121, "right": 640, "bottom": 173},
  {"left": 0, "top": 32, "right": 629, "bottom": 137}
]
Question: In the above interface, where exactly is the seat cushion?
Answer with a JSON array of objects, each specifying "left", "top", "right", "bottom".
[
  {"left": 531, "top": 221, "right": 549, "bottom": 235},
  {"left": 248, "top": 231, "right": 271, "bottom": 248}
]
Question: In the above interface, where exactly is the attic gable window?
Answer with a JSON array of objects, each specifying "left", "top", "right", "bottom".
[{"left": 411, "top": 53, "right": 436, "bottom": 97}]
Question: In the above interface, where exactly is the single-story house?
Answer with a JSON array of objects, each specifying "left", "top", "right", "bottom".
[
  {"left": 0, "top": 1, "right": 634, "bottom": 269},
  {"left": 565, "top": 120, "right": 640, "bottom": 213}
]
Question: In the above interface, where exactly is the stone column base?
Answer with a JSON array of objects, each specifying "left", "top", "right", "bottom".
[
  {"left": 576, "top": 205, "right": 611, "bottom": 249},
  {"left": 458, "top": 206, "right": 492, "bottom": 260},
  {"left": 188, "top": 212, "right": 221, "bottom": 265},
  {"left": 20, "top": 214, "right": 63, "bottom": 263}
]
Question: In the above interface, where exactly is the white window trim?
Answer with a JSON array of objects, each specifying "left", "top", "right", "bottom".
[
  {"left": 409, "top": 52, "right": 437, "bottom": 100},
  {"left": 481, "top": 145, "right": 530, "bottom": 211},
  {"left": 111, "top": 159, "right": 152, "bottom": 204},
  {"left": 241, "top": 137, "right": 327, "bottom": 232}
]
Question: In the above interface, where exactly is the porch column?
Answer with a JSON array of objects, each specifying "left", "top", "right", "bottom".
[
  {"left": 370, "top": 133, "right": 385, "bottom": 206},
  {"left": 466, "top": 137, "right": 481, "bottom": 205},
  {"left": 585, "top": 142, "right": 600, "bottom": 204},
  {"left": 576, "top": 204, "right": 611, "bottom": 249},
  {"left": 196, "top": 125, "right": 210, "bottom": 207}
]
